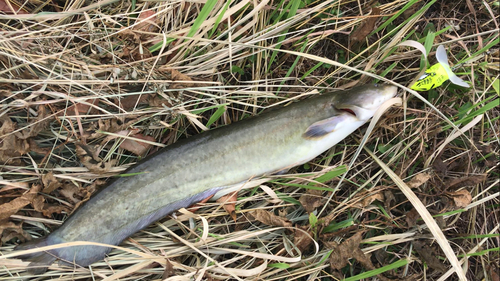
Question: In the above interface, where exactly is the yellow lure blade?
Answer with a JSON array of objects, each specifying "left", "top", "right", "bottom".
[{"left": 411, "top": 62, "right": 450, "bottom": 91}]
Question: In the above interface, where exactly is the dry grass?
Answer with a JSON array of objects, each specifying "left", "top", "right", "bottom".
[{"left": 0, "top": 0, "right": 498, "bottom": 280}]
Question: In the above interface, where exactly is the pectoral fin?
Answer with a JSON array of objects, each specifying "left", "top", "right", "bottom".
[{"left": 303, "top": 115, "right": 349, "bottom": 139}]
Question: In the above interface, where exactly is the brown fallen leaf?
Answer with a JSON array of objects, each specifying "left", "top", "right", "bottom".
[
  {"left": 31, "top": 195, "right": 45, "bottom": 212},
  {"left": 405, "top": 208, "right": 420, "bottom": 228},
  {"left": 158, "top": 68, "right": 196, "bottom": 88},
  {"left": 476, "top": 144, "right": 497, "bottom": 168},
  {"left": 445, "top": 175, "right": 486, "bottom": 190},
  {"left": 86, "top": 117, "right": 133, "bottom": 140},
  {"left": 119, "top": 133, "right": 157, "bottom": 156},
  {"left": 41, "top": 172, "right": 62, "bottom": 193},
  {"left": 433, "top": 154, "right": 448, "bottom": 175},
  {"left": 75, "top": 143, "right": 117, "bottom": 174},
  {"left": 56, "top": 98, "right": 99, "bottom": 116},
  {"left": 161, "top": 258, "right": 175, "bottom": 280},
  {"left": 384, "top": 190, "right": 396, "bottom": 209},
  {"left": 116, "top": 94, "right": 150, "bottom": 111},
  {"left": 70, "top": 180, "right": 106, "bottom": 213},
  {"left": 59, "top": 184, "right": 82, "bottom": 204},
  {"left": 250, "top": 209, "right": 292, "bottom": 227},
  {"left": 0, "top": 220, "right": 31, "bottom": 246},
  {"left": 28, "top": 138, "right": 51, "bottom": 156},
  {"left": 353, "top": 191, "right": 384, "bottom": 209},
  {"left": 447, "top": 189, "right": 472, "bottom": 208},
  {"left": 133, "top": 10, "right": 158, "bottom": 33},
  {"left": 330, "top": 231, "right": 377, "bottom": 272},
  {"left": 413, "top": 240, "right": 448, "bottom": 273},
  {"left": 293, "top": 225, "right": 314, "bottom": 253},
  {"left": 487, "top": 264, "right": 499, "bottom": 281},
  {"left": 406, "top": 172, "right": 432, "bottom": 189},
  {"left": 329, "top": 231, "right": 399, "bottom": 280},
  {"left": 216, "top": 191, "right": 238, "bottom": 221},
  {"left": 0, "top": 184, "right": 41, "bottom": 221},
  {"left": 15, "top": 104, "right": 52, "bottom": 140},
  {"left": 299, "top": 189, "right": 324, "bottom": 213},
  {"left": 402, "top": 1, "right": 420, "bottom": 19},
  {"left": 187, "top": 194, "right": 215, "bottom": 213},
  {"left": 350, "top": 7, "right": 381, "bottom": 45},
  {"left": 0, "top": 115, "right": 30, "bottom": 165},
  {"left": 41, "top": 205, "right": 71, "bottom": 217},
  {"left": 0, "top": 0, "right": 29, "bottom": 14}
]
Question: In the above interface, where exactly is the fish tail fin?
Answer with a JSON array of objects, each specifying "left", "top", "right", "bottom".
[{"left": 15, "top": 238, "right": 57, "bottom": 274}]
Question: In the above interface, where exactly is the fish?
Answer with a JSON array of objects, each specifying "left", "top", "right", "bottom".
[{"left": 15, "top": 84, "right": 397, "bottom": 273}]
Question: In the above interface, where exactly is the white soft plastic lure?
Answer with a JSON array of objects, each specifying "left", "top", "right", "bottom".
[{"left": 411, "top": 45, "right": 469, "bottom": 91}]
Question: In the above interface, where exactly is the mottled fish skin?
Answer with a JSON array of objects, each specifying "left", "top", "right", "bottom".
[{"left": 16, "top": 84, "right": 397, "bottom": 272}]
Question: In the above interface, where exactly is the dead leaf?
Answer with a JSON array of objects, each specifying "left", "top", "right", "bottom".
[
  {"left": 250, "top": 209, "right": 292, "bottom": 227},
  {"left": 447, "top": 189, "right": 472, "bottom": 208},
  {"left": 159, "top": 68, "right": 195, "bottom": 88},
  {"left": 31, "top": 195, "right": 44, "bottom": 212},
  {"left": 162, "top": 258, "right": 175, "bottom": 280},
  {"left": 187, "top": 194, "right": 214, "bottom": 213},
  {"left": 413, "top": 240, "right": 448, "bottom": 273},
  {"left": 86, "top": 117, "right": 134, "bottom": 139},
  {"left": 56, "top": 98, "right": 99, "bottom": 116},
  {"left": 41, "top": 172, "right": 62, "bottom": 193},
  {"left": 15, "top": 104, "right": 52, "bottom": 139},
  {"left": 476, "top": 144, "right": 497, "bottom": 168},
  {"left": 133, "top": 10, "right": 158, "bottom": 33},
  {"left": 75, "top": 143, "right": 116, "bottom": 174},
  {"left": 42, "top": 205, "right": 71, "bottom": 217},
  {"left": 0, "top": 184, "right": 41, "bottom": 220},
  {"left": 405, "top": 208, "right": 420, "bottom": 227},
  {"left": 0, "top": 105, "right": 52, "bottom": 164},
  {"left": 0, "top": 220, "right": 31, "bottom": 246},
  {"left": 350, "top": 7, "right": 381, "bottom": 44},
  {"left": 116, "top": 94, "right": 150, "bottom": 111},
  {"left": 402, "top": 1, "right": 420, "bottom": 19},
  {"left": 0, "top": 115, "right": 30, "bottom": 164},
  {"left": 353, "top": 191, "right": 384, "bottom": 208},
  {"left": 445, "top": 175, "right": 486, "bottom": 190},
  {"left": 406, "top": 172, "right": 432, "bottom": 189},
  {"left": 0, "top": 0, "right": 28, "bottom": 14},
  {"left": 119, "top": 133, "right": 156, "bottom": 156},
  {"left": 299, "top": 189, "right": 324, "bottom": 213},
  {"left": 70, "top": 179, "right": 105, "bottom": 212},
  {"left": 216, "top": 192, "right": 238, "bottom": 221},
  {"left": 28, "top": 138, "right": 51, "bottom": 155},
  {"left": 384, "top": 190, "right": 396, "bottom": 209},
  {"left": 148, "top": 95, "right": 169, "bottom": 107},
  {"left": 59, "top": 184, "right": 81, "bottom": 204},
  {"left": 433, "top": 155, "right": 448, "bottom": 174},
  {"left": 330, "top": 232, "right": 374, "bottom": 270},
  {"left": 487, "top": 264, "right": 500, "bottom": 281},
  {"left": 329, "top": 232, "right": 398, "bottom": 280},
  {"left": 293, "top": 225, "right": 314, "bottom": 253}
]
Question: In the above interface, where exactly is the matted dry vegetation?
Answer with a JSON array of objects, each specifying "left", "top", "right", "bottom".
[{"left": 0, "top": 0, "right": 498, "bottom": 280}]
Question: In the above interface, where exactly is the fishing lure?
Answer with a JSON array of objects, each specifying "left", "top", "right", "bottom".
[{"left": 411, "top": 45, "right": 469, "bottom": 91}]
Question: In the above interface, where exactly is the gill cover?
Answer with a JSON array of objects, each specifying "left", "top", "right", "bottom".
[{"left": 302, "top": 84, "right": 397, "bottom": 139}]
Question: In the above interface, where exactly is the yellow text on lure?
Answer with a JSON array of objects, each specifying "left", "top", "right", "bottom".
[{"left": 411, "top": 45, "right": 469, "bottom": 91}]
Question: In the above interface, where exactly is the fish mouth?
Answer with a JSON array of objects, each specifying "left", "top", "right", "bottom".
[
  {"left": 335, "top": 105, "right": 370, "bottom": 120},
  {"left": 338, "top": 108, "right": 357, "bottom": 116}
]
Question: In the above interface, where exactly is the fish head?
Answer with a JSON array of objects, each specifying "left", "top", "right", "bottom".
[{"left": 330, "top": 84, "right": 397, "bottom": 121}]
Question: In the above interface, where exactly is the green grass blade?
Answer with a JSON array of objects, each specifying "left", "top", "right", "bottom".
[{"left": 186, "top": 0, "right": 219, "bottom": 38}]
